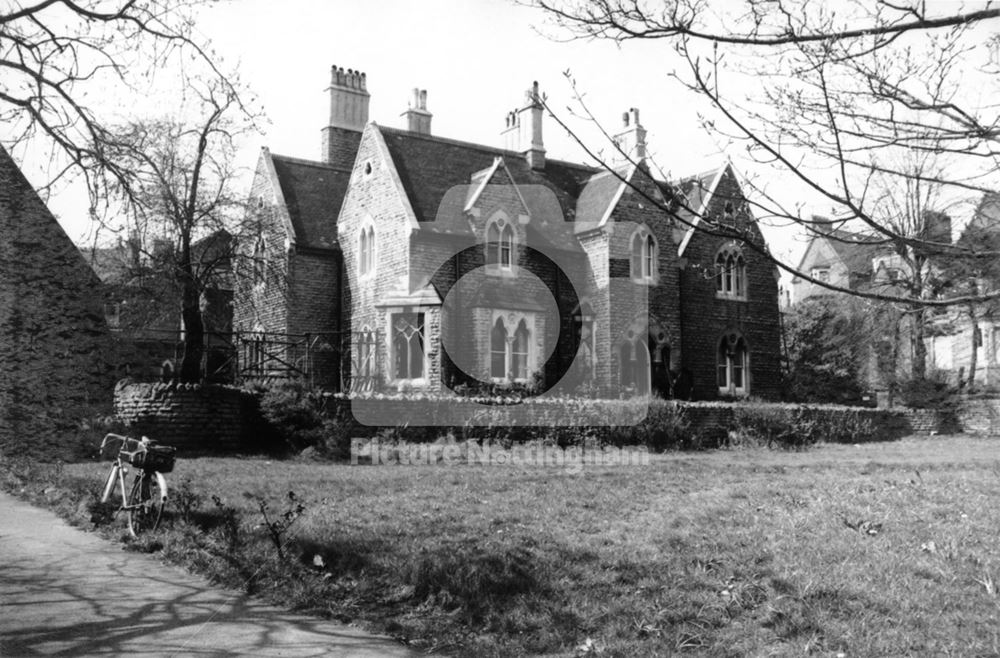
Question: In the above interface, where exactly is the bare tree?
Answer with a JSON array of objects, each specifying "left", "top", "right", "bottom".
[
  {"left": 106, "top": 81, "right": 255, "bottom": 382},
  {"left": 531, "top": 0, "right": 1000, "bottom": 308},
  {"left": 939, "top": 193, "right": 1000, "bottom": 389},
  {"left": 0, "top": 1, "right": 241, "bottom": 203}
]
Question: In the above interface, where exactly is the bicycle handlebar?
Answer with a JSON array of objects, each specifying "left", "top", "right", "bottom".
[{"left": 100, "top": 433, "right": 146, "bottom": 459}]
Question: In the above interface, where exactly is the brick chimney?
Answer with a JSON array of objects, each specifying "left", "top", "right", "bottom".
[
  {"left": 321, "top": 65, "right": 369, "bottom": 168},
  {"left": 612, "top": 108, "right": 647, "bottom": 165},
  {"left": 401, "top": 88, "right": 432, "bottom": 135},
  {"left": 501, "top": 81, "right": 545, "bottom": 170}
]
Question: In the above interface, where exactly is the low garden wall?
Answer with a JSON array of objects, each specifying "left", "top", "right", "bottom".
[
  {"left": 113, "top": 380, "right": 246, "bottom": 452},
  {"left": 316, "top": 395, "right": 913, "bottom": 447},
  {"left": 116, "top": 380, "right": 1000, "bottom": 457},
  {"left": 954, "top": 398, "right": 1000, "bottom": 435}
]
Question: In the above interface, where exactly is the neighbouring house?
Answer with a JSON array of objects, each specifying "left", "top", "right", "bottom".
[
  {"left": 84, "top": 229, "right": 235, "bottom": 382},
  {"left": 790, "top": 219, "right": 887, "bottom": 303},
  {"left": 791, "top": 205, "right": 1000, "bottom": 392},
  {"left": 234, "top": 66, "right": 783, "bottom": 400},
  {"left": 0, "top": 144, "right": 116, "bottom": 452}
]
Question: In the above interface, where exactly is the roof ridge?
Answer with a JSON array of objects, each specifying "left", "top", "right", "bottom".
[
  {"left": 377, "top": 125, "right": 599, "bottom": 174},
  {"left": 269, "top": 152, "right": 352, "bottom": 174}
]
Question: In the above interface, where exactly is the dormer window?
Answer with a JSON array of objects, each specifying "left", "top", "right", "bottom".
[
  {"left": 715, "top": 245, "right": 746, "bottom": 299},
  {"left": 487, "top": 215, "right": 515, "bottom": 272},
  {"left": 630, "top": 227, "right": 657, "bottom": 283}
]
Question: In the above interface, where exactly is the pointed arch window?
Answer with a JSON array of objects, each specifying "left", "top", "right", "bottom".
[
  {"left": 717, "top": 332, "right": 748, "bottom": 395},
  {"left": 491, "top": 317, "right": 508, "bottom": 379},
  {"left": 573, "top": 303, "right": 596, "bottom": 382},
  {"left": 512, "top": 320, "right": 530, "bottom": 380},
  {"left": 489, "top": 313, "right": 533, "bottom": 382},
  {"left": 487, "top": 216, "right": 515, "bottom": 271},
  {"left": 619, "top": 337, "right": 651, "bottom": 395},
  {"left": 359, "top": 222, "right": 376, "bottom": 276},
  {"left": 391, "top": 312, "right": 424, "bottom": 381},
  {"left": 630, "top": 227, "right": 657, "bottom": 283},
  {"left": 252, "top": 235, "right": 266, "bottom": 285},
  {"left": 357, "top": 326, "right": 376, "bottom": 387},
  {"left": 715, "top": 245, "right": 746, "bottom": 299}
]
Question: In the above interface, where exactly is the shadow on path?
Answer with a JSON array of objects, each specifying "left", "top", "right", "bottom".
[{"left": 0, "top": 491, "right": 419, "bottom": 657}]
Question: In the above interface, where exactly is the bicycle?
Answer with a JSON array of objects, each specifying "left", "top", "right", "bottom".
[{"left": 99, "top": 433, "right": 176, "bottom": 537}]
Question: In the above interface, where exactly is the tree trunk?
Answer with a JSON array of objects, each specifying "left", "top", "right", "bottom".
[
  {"left": 969, "top": 311, "right": 979, "bottom": 392},
  {"left": 911, "top": 306, "right": 927, "bottom": 381},
  {"left": 179, "top": 275, "right": 204, "bottom": 383}
]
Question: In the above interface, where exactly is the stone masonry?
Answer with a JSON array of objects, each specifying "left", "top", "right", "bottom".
[{"left": 0, "top": 145, "right": 116, "bottom": 454}]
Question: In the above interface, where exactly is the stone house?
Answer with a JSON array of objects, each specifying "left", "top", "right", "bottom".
[
  {"left": 790, "top": 220, "right": 887, "bottom": 303},
  {"left": 85, "top": 229, "right": 236, "bottom": 381},
  {"left": 791, "top": 207, "right": 1000, "bottom": 391},
  {"left": 0, "top": 144, "right": 116, "bottom": 452},
  {"left": 234, "top": 66, "right": 783, "bottom": 400}
]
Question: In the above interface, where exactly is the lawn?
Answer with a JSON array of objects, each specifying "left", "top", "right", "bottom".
[{"left": 13, "top": 435, "right": 1000, "bottom": 656}]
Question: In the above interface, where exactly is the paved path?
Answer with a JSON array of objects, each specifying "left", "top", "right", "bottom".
[{"left": 0, "top": 491, "right": 420, "bottom": 657}]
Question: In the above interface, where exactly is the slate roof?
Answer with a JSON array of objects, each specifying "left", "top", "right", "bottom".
[
  {"left": 270, "top": 154, "right": 350, "bottom": 249},
  {"left": 809, "top": 223, "right": 885, "bottom": 276},
  {"left": 670, "top": 167, "right": 721, "bottom": 227},
  {"left": 573, "top": 169, "right": 627, "bottom": 233},
  {"left": 378, "top": 126, "right": 597, "bottom": 231},
  {"left": 958, "top": 192, "right": 1000, "bottom": 247},
  {"left": 264, "top": 124, "right": 739, "bottom": 257}
]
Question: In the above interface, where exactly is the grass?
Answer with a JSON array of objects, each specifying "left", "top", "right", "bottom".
[{"left": 6, "top": 435, "right": 1000, "bottom": 656}]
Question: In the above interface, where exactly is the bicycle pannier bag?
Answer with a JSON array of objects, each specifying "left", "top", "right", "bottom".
[{"left": 124, "top": 445, "right": 176, "bottom": 473}]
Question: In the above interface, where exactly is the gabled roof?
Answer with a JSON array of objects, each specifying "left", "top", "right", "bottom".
[
  {"left": 573, "top": 167, "right": 631, "bottom": 233},
  {"left": 799, "top": 222, "right": 885, "bottom": 277},
  {"left": 675, "top": 164, "right": 727, "bottom": 257},
  {"left": 958, "top": 192, "right": 1000, "bottom": 247},
  {"left": 377, "top": 125, "right": 596, "bottom": 230},
  {"left": 269, "top": 153, "right": 351, "bottom": 249}
]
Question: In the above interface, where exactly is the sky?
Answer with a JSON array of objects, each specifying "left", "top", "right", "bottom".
[{"left": 38, "top": 0, "right": 843, "bottom": 265}]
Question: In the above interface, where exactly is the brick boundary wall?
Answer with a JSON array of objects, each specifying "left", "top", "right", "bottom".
[
  {"left": 955, "top": 398, "right": 1000, "bottom": 436},
  {"left": 113, "top": 380, "right": 245, "bottom": 452}
]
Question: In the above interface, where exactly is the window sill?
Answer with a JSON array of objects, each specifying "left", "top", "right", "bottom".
[
  {"left": 631, "top": 277, "right": 657, "bottom": 286},
  {"left": 486, "top": 266, "right": 517, "bottom": 278},
  {"left": 490, "top": 377, "right": 531, "bottom": 385},
  {"left": 718, "top": 388, "right": 749, "bottom": 397},
  {"left": 715, "top": 292, "right": 747, "bottom": 301},
  {"left": 389, "top": 378, "right": 428, "bottom": 389}
]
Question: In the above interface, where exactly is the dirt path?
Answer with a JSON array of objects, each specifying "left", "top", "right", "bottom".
[{"left": 0, "top": 491, "right": 420, "bottom": 657}]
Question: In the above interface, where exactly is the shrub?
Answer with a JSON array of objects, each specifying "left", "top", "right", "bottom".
[
  {"left": 728, "top": 405, "right": 820, "bottom": 450},
  {"left": 816, "top": 409, "right": 878, "bottom": 444},
  {"left": 896, "top": 370, "right": 956, "bottom": 409},
  {"left": 610, "top": 401, "right": 698, "bottom": 451},
  {"left": 258, "top": 380, "right": 326, "bottom": 451}
]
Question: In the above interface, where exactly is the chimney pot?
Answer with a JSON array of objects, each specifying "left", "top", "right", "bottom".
[
  {"left": 322, "top": 63, "right": 370, "bottom": 165},
  {"left": 401, "top": 86, "right": 432, "bottom": 135},
  {"left": 612, "top": 106, "right": 647, "bottom": 165},
  {"left": 503, "top": 82, "right": 545, "bottom": 168}
]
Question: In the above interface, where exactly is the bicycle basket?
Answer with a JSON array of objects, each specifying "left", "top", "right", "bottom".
[{"left": 123, "top": 445, "right": 176, "bottom": 473}]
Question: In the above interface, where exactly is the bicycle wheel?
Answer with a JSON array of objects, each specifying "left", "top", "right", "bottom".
[{"left": 127, "top": 471, "right": 165, "bottom": 536}]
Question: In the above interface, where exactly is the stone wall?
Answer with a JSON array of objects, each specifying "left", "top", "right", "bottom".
[
  {"left": 114, "top": 380, "right": 244, "bottom": 453},
  {"left": 0, "top": 145, "right": 116, "bottom": 456},
  {"left": 956, "top": 398, "right": 1000, "bottom": 435}
]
